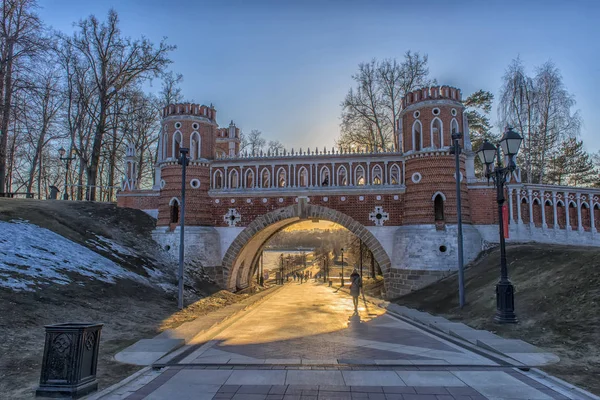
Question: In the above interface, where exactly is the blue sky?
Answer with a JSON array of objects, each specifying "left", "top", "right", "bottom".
[{"left": 38, "top": 0, "right": 599, "bottom": 152}]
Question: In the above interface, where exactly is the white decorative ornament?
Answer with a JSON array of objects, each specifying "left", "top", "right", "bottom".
[
  {"left": 413, "top": 110, "right": 420, "bottom": 118},
  {"left": 174, "top": 122, "right": 182, "bottom": 129},
  {"left": 369, "top": 206, "right": 389, "bottom": 226},
  {"left": 323, "top": 196, "right": 328, "bottom": 202},
  {"left": 215, "top": 199, "right": 220, "bottom": 204},
  {"left": 160, "top": 179, "right": 166, "bottom": 189},
  {"left": 451, "top": 108, "right": 457, "bottom": 116},
  {"left": 376, "top": 195, "right": 382, "bottom": 201},
  {"left": 340, "top": 196, "right": 346, "bottom": 202},
  {"left": 453, "top": 172, "right": 464, "bottom": 182},
  {"left": 432, "top": 108, "right": 440, "bottom": 115},
  {"left": 393, "top": 195, "right": 399, "bottom": 200},
  {"left": 230, "top": 198, "right": 236, "bottom": 204},
  {"left": 223, "top": 208, "right": 241, "bottom": 227},
  {"left": 190, "top": 179, "right": 200, "bottom": 189},
  {"left": 246, "top": 198, "right": 252, "bottom": 203},
  {"left": 359, "top": 196, "right": 364, "bottom": 201},
  {"left": 192, "top": 122, "right": 199, "bottom": 130},
  {"left": 411, "top": 172, "right": 422, "bottom": 183},
  {"left": 278, "top": 198, "right": 284, "bottom": 203},
  {"left": 262, "top": 198, "right": 268, "bottom": 203}
]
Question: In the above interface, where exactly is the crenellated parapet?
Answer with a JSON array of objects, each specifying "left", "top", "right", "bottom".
[
  {"left": 162, "top": 103, "right": 217, "bottom": 121},
  {"left": 401, "top": 86, "right": 462, "bottom": 109}
]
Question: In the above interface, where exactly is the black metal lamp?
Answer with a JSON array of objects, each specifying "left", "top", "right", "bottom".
[
  {"left": 475, "top": 127, "right": 523, "bottom": 323},
  {"left": 59, "top": 147, "right": 76, "bottom": 200}
]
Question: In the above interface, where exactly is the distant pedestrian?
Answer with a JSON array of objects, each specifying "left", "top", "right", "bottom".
[{"left": 349, "top": 269, "right": 362, "bottom": 313}]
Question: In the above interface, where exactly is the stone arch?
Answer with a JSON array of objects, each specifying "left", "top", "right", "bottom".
[
  {"left": 277, "top": 167, "right": 287, "bottom": 188},
  {"left": 221, "top": 203, "right": 393, "bottom": 294},
  {"left": 389, "top": 164, "right": 401, "bottom": 185},
  {"left": 229, "top": 169, "right": 240, "bottom": 189},
  {"left": 245, "top": 169, "right": 255, "bottom": 188},
  {"left": 319, "top": 166, "right": 330, "bottom": 186}
]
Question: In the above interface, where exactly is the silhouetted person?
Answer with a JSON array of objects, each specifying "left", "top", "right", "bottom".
[{"left": 350, "top": 269, "right": 362, "bottom": 313}]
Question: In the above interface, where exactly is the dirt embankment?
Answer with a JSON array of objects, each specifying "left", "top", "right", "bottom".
[
  {"left": 395, "top": 244, "right": 600, "bottom": 395},
  {"left": 0, "top": 199, "right": 235, "bottom": 399}
]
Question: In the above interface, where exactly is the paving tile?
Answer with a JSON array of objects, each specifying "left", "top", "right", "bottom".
[
  {"left": 343, "top": 371, "right": 405, "bottom": 386},
  {"left": 402, "top": 395, "right": 438, "bottom": 400},
  {"left": 218, "top": 385, "right": 241, "bottom": 393},
  {"left": 238, "top": 385, "right": 273, "bottom": 394},
  {"left": 382, "top": 386, "right": 416, "bottom": 394},
  {"left": 270, "top": 385, "right": 289, "bottom": 394},
  {"left": 444, "top": 387, "right": 481, "bottom": 396},
  {"left": 396, "top": 372, "right": 466, "bottom": 387},
  {"left": 266, "top": 396, "right": 284, "bottom": 400},
  {"left": 213, "top": 394, "right": 235, "bottom": 400},
  {"left": 318, "top": 393, "right": 352, "bottom": 400},
  {"left": 414, "top": 387, "right": 449, "bottom": 395},
  {"left": 366, "top": 394, "right": 386, "bottom": 399},
  {"left": 226, "top": 370, "right": 287, "bottom": 385},
  {"left": 286, "top": 371, "right": 345, "bottom": 385},
  {"left": 231, "top": 394, "right": 267, "bottom": 400},
  {"left": 351, "top": 386, "right": 384, "bottom": 392},
  {"left": 319, "top": 385, "right": 351, "bottom": 392},
  {"left": 144, "top": 383, "right": 220, "bottom": 400}
]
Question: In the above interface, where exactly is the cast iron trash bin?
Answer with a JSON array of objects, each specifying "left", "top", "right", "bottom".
[{"left": 36, "top": 323, "right": 103, "bottom": 398}]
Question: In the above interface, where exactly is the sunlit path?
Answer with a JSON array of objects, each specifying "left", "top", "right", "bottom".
[{"left": 102, "top": 285, "right": 594, "bottom": 400}]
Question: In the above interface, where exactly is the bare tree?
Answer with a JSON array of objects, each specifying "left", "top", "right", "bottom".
[
  {"left": 67, "top": 9, "right": 174, "bottom": 200},
  {"left": 338, "top": 52, "right": 433, "bottom": 152},
  {"left": 241, "top": 129, "right": 266, "bottom": 155},
  {"left": 499, "top": 58, "right": 580, "bottom": 184},
  {"left": 158, "top": 70, "right": 183, "bottom": 108},
  {"left": 0, "top": 0, "right": 44, "bottom": 194},
  {"left": 267, "top": 140, "right": 285, "bottom": 154}
]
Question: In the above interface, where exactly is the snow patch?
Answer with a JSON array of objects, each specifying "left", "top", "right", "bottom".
[{"left": 0, "top": 220, "right": 151, "bottom": 291}]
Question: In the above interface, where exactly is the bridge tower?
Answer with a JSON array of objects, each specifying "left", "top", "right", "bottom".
[
  {"left": 394, "top": 86, "right": 481, "bottom": 285},
  {"left": 156, "top": 103, "right": 219, "bottom": 228}
]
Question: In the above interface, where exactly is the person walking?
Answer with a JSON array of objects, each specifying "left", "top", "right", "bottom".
[{"left": 349, "top": 268, "right": 362, "bottom": 313}]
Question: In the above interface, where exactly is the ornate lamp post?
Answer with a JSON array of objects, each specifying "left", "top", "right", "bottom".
[
  {"left": 177, "top": 147, "right": 190, "bottom": 310},
  {"left": 476, "top": 127, "right": 523, "bottom": 324},
  {"left": 340, "top": 247, "right": 345, "bottom": 287},
  {"left": 58, "top": 147, "right": 76, "bottom": 200}
]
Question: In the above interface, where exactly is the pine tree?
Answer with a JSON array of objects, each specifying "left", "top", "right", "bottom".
[{"left": 546, "top": 138, "right": 596, "bottom": 186}]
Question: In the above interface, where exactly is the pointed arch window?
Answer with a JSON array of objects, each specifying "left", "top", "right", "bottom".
[
  {"left": 245, "top": 169, "right": 255, "bottom": 189},
  {"left": 229, "top": 169, "right": 239, "bottom": 189},
  {"left": 261, "top": 168, "right": 271, "bottom": 188},
  {"left": 412, "top": 120, "right": 422, "bottom": 151},
  {"left": 390, "top": 164, "right": 401, "bottom": 185},
  {"left": 172, "top": 131, "right": 182, "bottom": 158},
  {"left": 320, "top": 166, "right": 330, "bottom": 186},
  {"left": 169, "top": 198, "right": 180, "bottom": 224},
  {"left": 277, "top": 167, "right": 287, "bottom": 188},
  {"left": 214, "top": 170, "right": 223, "bottom": 189},
  {"left": 372, "top": 165, "right": 383, "bottom": 185},
  {"left": 161, "top": 132, "right": 168, "bottom": 160},
  {"left": 298, "top": 167, "right": 308, "bottom": 187},
  {"left": 433, "top": 193, "right": 445, "bottom": 221},
  {"left": 337, "top": 166, "right": 348, "bottom": 186},
  {"left": 190, "top": 131, "right": 201, "bottom": 159},
  {"left": 451, "top": 118, "right": 459, "bottom": 135},
  {"left": 431, "top": 118, "right": 443, "bottom": 148},
  {"left": 355, "top": 165, "right": 365, "bottom": 186}
]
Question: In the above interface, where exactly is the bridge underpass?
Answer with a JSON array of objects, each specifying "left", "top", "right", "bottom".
[{"left": 104, "top": 282, "right": 583, "bottom": 400}]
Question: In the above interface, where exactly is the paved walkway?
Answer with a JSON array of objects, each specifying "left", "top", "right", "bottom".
[{"left": 95, "top": 283, "right": 595, "bottom": 400}]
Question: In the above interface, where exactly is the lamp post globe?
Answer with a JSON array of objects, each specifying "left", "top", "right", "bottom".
[
  {"left": 499, "top": 127, "right": 523, "bottom": 158},
  {"left": 58, "top": 147, "right": 66, "bottom": 158},
  {"left": 477, "top": 140, "right": 498, "bottom": 166}
]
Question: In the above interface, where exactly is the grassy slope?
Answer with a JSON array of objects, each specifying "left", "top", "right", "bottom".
[
  {"left": 0, "top": 199, "right": 222, "bottom": 399},
  {"left": 395, "top": 243, "right": 600, "bottom": 395}
]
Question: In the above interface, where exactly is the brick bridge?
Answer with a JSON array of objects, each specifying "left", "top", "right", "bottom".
[{"left": 117, "top": 85, "right": 600, "bottom": 298}]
